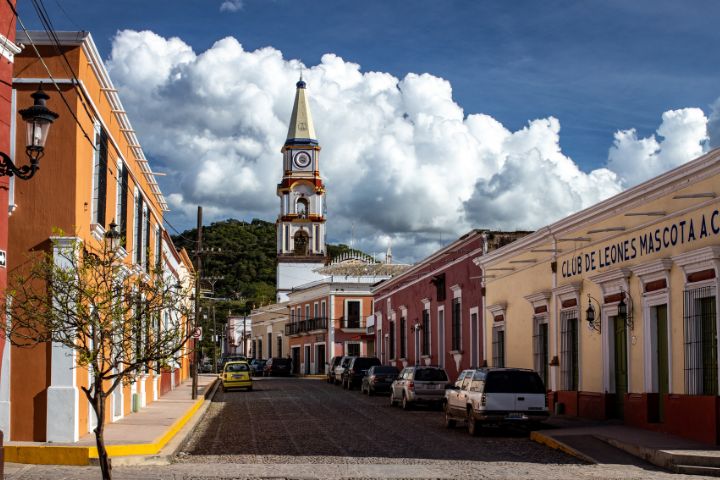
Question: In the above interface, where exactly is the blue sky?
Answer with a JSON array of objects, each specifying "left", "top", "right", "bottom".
[{"left": 16, "top": 0, "right": 720, "bottom": 260}]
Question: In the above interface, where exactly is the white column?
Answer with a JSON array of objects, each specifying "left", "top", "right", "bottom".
[
  {"left": 0, "top": 324, "right": 11, "bottom": 438},
  {"left": 46, "top": 237, "right": 81, "bottom": 442}
]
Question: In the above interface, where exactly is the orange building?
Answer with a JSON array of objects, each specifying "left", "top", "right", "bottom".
[
  {"left": 3, "top": 31, "right": 190, "bottom": 442},
  {"left": 286, "top": 253, "right": 409, "bottom": 374}
]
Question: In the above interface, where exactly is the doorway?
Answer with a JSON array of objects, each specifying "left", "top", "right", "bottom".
[
  {"left": 291, "top": 347, "right": 300, "bottom": 375},
  {"left": 304, "top": 345, "right": 311, "bottom": 375},
  {"left": 653, "top": 304, "right": 669, "bottom": 421},
  {"left": 316, "top": 344, "right": 326, "bottom": 374},
  {"left": 612, "top": 315, "right": 628, "bottom": 419}
]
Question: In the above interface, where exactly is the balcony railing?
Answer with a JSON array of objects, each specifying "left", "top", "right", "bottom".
[
  {"left": 340, "top": 317, "right": 364, "bottom": 329},
  {"left": 285, "top": 316, "right": 328, "bottom": 336}
]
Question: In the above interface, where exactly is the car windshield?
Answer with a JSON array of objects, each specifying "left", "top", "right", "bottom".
[
  {"left": 226, "top": 363, "right": 249, "bottom": 372},
  {"left": 354, "top": 358, "right": 381, "bottom": 369},
  {"left": 373, "top": 366, "right": 399, "bottom": 374},
  {"left": 414, "top": 368, "right": 448, "bottom": 381},
  {"left": 273, "top": 358, "right": 291, "bottom": 366},
  {"left": 485, "top": 371, "right": 546, "bottom": 394}
]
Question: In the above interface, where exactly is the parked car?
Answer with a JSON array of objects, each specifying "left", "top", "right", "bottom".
[
  {"left": 341, "top": 356, "right": 381, "bottom": 390},
  {"left": 389, "top": 365, "right": 449, "bottom": 410},
  {"left": 327, "top": 356, "right": 343, "bottom": 383},
  {"left": 199, "top": 357, "right": 214, "bottom": 373},
  {"left": 221, "top": 361, "right": 252, "bottom": 392},
  {"left": 333, "top": 356, "right": 355, "bottom": 384},
  {"left": 263, "top": 357, "right": 292, "bottom": 377},
  {"left": 220, "top": 354, "right": 247, "bottom": 370},
  {"left": 249, "top": 358, "right": 266, "bottom": 377},
  {"left": 444, "top": 368, "right": 548, "bottom": 435},
  {"left": 361, "top": 365, "right": 400, "bottom": 395}
]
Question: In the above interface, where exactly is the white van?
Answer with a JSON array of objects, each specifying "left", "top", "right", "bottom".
[{"left": 444, "top": 368, "right": 548, "bottom": 435}]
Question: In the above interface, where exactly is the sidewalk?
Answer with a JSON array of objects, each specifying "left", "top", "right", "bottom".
[
  {"left": 4, "top": 373, "right": 218, "bottom": 467},
  {"left": 532, "top": 416, "right": 720, "bottom": 476}
]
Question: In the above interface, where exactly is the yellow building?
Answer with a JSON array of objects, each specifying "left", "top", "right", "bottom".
[
  {"left": 2, "top": 31, "right": 189, "bottom": 442},
  {"left": 475, "top": 149, "right": 720, "bottom": 444},
  {"left": 250, "top": 302, "right": 290, "bottom": 362}
]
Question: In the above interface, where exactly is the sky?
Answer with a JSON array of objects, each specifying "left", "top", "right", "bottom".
[{"left": 16, "top": 0, "right": 720, "bottom": 262}]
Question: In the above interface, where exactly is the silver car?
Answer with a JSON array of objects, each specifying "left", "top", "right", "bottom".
[
  {"left": 333, "top": 355, "right": 355, "bottom": 384},
  {"left": 390, "top": 365, "right": 449, "bottom": 409}
]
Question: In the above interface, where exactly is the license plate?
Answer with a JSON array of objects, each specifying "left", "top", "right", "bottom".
[{"left": 507, "top": 412, "right": 526, "bottom": 419}]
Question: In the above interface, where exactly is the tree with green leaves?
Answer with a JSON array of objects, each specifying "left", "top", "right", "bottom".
[{"left": 1, "top": 236, "right": 193, "bottom": 480}]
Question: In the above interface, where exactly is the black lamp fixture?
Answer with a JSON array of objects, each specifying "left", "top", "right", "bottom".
[
  {"left": 104, "top": 220, "right": 121, "bottom": 251},
  {"left": 0, "top": 86, "right": 59, "bottom": 180},
  {"left": 617, "top": 288, "right": 634, "bottom": 330},
  {"left": 586, "top": 294, "right": 601, "bottom": 333}
]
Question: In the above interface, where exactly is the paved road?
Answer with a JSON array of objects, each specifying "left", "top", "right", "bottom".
[{"left": 6, "top": 377, "right": 710, "bottom": 479}]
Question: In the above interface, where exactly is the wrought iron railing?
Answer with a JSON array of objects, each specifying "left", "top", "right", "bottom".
[
  {"left": 341, "top": 316, "right": 363, "bottom": 329},
  {"left": 285, "top": 316, "right": 328, "bottom": 336}
]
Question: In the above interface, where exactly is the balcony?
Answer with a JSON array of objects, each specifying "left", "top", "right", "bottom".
[
  {"left": 340, "top": 316, "right": 364, "bottom": 330},
  {"left": 285, "top": 316, "right": 328, "bottom": 336}
]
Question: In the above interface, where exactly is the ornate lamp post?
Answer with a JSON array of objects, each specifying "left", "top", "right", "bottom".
[{"left": 0, "top": 86, "right": 59, "bottom": 180}]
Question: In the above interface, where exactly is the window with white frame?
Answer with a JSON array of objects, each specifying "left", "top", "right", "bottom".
[
  {"left": 345, "top": 300, "right": 361, "bottom": 328},
  {"left": 560, "top": 309, "right": 579, "bottom": 391},
  {"left": 399, "top": 316, "right": 407, "bottom": 359},
  {"left": 684, "top": 284, "right": 717, "bottom": 395},
  {"left": 389, "top": 319, "right": 396, "bottom": 360},
  {"left": 321, "top": 300, "right": 327, "bottom": 319},
  {"left": 492, "top": 325, "right": 505, "bottom": 367},
  {"left": 421, "top": 308, "right": 430, "bottom": 356},
  {"left": 91, "top": 122, "right": 108, "bottom": 227},
  {"left": 116, "top": 160, "right": 129, "bottom": 248},
  {"left": 451, "top": 297, "right": 462, "bottom": 351},
  {"left": 346, "top": 342, "right": 360, "bottom": 357},
  {"left": 533, "top": 314, "right": 549, "bottom": 388}
]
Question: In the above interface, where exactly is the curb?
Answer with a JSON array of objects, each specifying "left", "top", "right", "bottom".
[
  {"left": 5, "top": 378, "right": 219, "bottom": 466},
  {"left": 530, "top": 431, "right": 597, "bottom": 464}
]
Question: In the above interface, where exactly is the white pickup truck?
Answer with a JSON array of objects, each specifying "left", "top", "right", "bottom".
[{"left": 444, "top": 368, "right": 549, "bottom": 436}]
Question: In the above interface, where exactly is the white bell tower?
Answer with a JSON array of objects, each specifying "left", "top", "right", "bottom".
[{"left": 276, "top": 78, "right": 328, "bottom": 302}]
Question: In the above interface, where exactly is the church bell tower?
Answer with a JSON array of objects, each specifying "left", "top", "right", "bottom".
[{"left": 276, "top": 78, "right": 328, "bottom": 302}]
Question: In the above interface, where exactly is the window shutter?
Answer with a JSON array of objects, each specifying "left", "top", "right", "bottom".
[
  {"left": 145, "top": 214, "right": 151, "bottom": 272},
  {"left": 135, "top": 196, "right": 143, "bottom": 264},
  {"left": 120, "top": 166, "right": 129, "bottom": 248},
  {"left": 97, "top": 129, "right": 108, "bottom": 227}
]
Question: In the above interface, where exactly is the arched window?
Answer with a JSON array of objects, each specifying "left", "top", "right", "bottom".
[
  {"left": 294, "top": 230, "right": 309, "bottom": 256},
  {"left": 297, "top": 198, "right": 309, "bottom": 218}
]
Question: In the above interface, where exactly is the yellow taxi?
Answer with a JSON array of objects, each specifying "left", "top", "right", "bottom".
[{"left": 221, "top": 361, "right": 253, "bottom": 392}]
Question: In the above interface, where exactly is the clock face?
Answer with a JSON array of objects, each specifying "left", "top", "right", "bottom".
[{"left": 293, "top": 151, "right": 311, "bottom": 169}]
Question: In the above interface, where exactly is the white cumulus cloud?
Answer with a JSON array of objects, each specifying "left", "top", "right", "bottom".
[
  {"left": 220, "top": 0, "right": 243, "bottom": 13},
  {"left": 107, "top": 30, "right": 710, "bottom": 262}
]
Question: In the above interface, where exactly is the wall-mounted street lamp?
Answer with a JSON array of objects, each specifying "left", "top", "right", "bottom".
[
  {"left": 586, "top": 294, "right": 601, "bottom": 333},
  {"left": 618, "top": 288, "right": 634, "bottom": 330},
  {"left": 0, "top": 86, "right": 59, "bottom": 180},
  {"left": 104, "top": 220, "right": 121, "bottom": 251}
]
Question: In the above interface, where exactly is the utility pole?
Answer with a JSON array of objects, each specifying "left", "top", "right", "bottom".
[
  {"left": 192, "top": 206, "right": 202, "bottom": 400},
  {"left": 243, "top": 314, "right": 247, "bottom": 356},
  {"left": 212, "top": 305, "right": 217, "bottom": 373}
]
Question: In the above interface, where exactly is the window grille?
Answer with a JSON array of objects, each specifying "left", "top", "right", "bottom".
[
  {"left": 560, "top": 309, "right": 579, "bottom": 391},
  {"left": 492, "top": 326, "right": 505, "bottom": 367},
  {"left": 389, "top": 321, "right": 395, "bottom": 360},
  {"left": 400, "top": 317, "right": 407, "bottom": 358},
  {"left": 533, "top": 315, "right": 549, "bottom": 388},
  {"left": 421, "top": 309, "right": 430, "bottom": 356},
  {"left": 684, "top": 285, "right": 717, "bottom": 395},
  {"left": 452, "top": 297, "right": 461, "bottom": 351}
]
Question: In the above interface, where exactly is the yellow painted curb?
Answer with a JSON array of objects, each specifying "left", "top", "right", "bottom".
[
  {"left": 530, "top": 431, "right": 596, "bottom": 464},
  {"left": 5, "top": 445, "right": 91, "bottom": 466},
  {"left": 7, "top": 382, "right": 213, "bottom": 465}
]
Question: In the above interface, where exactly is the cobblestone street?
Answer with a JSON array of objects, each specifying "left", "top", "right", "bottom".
[{"left": 8, "top": 377, "right": 711, "bottom": 479}]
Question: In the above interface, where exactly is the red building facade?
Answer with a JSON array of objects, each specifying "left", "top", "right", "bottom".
[{"left": 373, "top": 230, "right": 529, "bottom": 381}]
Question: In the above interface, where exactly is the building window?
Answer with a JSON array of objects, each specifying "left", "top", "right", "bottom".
[
  {"left": 421, "top": 309, "right": 430, "bottom": 356},
  {"left": 277, "top": 335, "right": 283, "bottom": 358},
  {"left": 684, "top": 285, "right": 717, "bottom": 395},
  {"left": 492, "top": 326, "right": 505, "bottom": 367},
  {"left": 296, "top": 307, "right": 301, "bottom": 320},
  {"left": 432, "top": 274, "right": 446, "bottom": 302},
  {"left": 533, "top": 315, "right": 549, "bottom": 388},
  {"left": 560, "top": 309, "right": 579, "bottom": 391},
  {"left": 116, "top": 160, "right": 129, "bottom": 248},
  {"left": 133, "top": 192, "right": 143, "bottom": 264},
  {"left": 251, "top": 340, "right": 256, "bottom": 359},
  {"left": 400, "top": 316, "right": 407, "bottom": 359},
  {"left": 91, "top": 123, "right": 108, "bottom": 227},
  {"left": 154, "top": 225, "right": 162, "bottom": 269},
  {"left": 389, "top": 320, "right": 396, "bottom": 360},
  {"left": 313, "top": 302, "right": 319, "bottom": 318},
  {"left": 296, "top": 198, "right": 308, "bottom": 218},
  {"left": 321, "top": 301, "right": 326, "bottom": 319},
  {"left": 257, "top": 339, "right": 263, "bottom": 359},
  {"left": 290, "top": 310, "right": 295, "bottom": 323},
  {"left": 305, "top": 304, "right": 310, "bottom": 321},
  {"left": 284, "top": 225, "right": 289, "bottom": 252},
  {"left": 346, "top": 300, "right": 361, "bottom": 328},
  {"left": 347, "top": 342, "right": 360, "bottom": 357},
  {"left": 451, "top": 297, "right": 461, "bottom": 351},
  {"left": 314, "top": 225, "right": 320, "bottom": 252},
  {"left": 268, "top": 333, "right": 273, "bottom": 358},
  {"left": 143, "top": 208, "right": 150, "bottom": 272}
]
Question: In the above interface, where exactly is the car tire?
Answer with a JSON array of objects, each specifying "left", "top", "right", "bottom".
[
  {"left": 467, "top": 409, "right": 479, "bottom": 437},
  {"left": 401, "top": 393, "right": 412, "bottom": 410},
  {"left": 445, "top": 410, "right": 456, "bottom": 428},
  {"left": 390, "top": 392, "right": 397, "bottom": 407}
]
